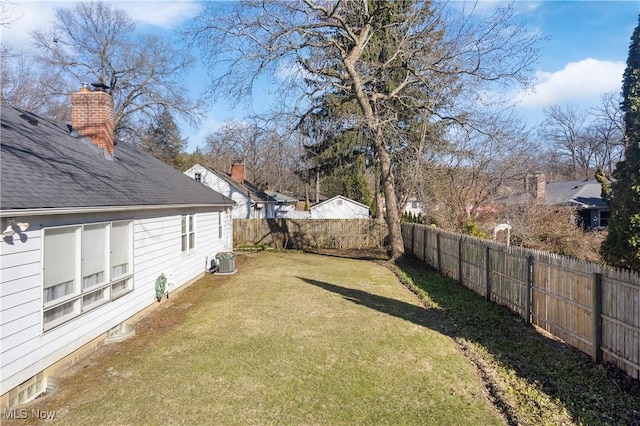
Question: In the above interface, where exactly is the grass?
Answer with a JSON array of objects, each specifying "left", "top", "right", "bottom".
[
  {"left": 10, "top": 252, "right": 504, "bottom": 425},
  {"left": 391, "top": 256, "right": 640, "bottom": 426}
]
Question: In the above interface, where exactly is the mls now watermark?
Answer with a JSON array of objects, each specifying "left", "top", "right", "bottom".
[{"left": 3, "top": 408, "right": 57, "bottom": 420}]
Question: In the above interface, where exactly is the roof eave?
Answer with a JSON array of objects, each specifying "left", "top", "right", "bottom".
[{"left": 0, "top": 203, "right": 235, "bottom": 217}]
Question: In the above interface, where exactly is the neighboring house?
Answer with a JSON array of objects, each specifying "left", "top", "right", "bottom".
[
  {"left": 310, "top": 195, "right": 371, "bottom": 219},
  {"left": 545, "top": 179, "right": 609, "bottom": 229},
  {"left": 0, "top": 89, "right": 234, "bottom": 408},
  {"left": 501, "top": 173, "right": 609, "bottom": 230},
  {"left": 403, "top": 197, "right": 425, "bottom": 217},
  {"left": 185, "top": 163, "right": 274, "bottom": 219},
  {"left": 266, "top": 191, "right": 301, "bottom": 218}
]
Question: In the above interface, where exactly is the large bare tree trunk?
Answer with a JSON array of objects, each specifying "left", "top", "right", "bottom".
[
  {"left": 190, "top": 0, "right": 542, "bottom": 260},
  {"left": 344, "top": 49, "right": 404, "bottom": 260},
  {"left": 375, "top": 136, "right": 404, "bottom": 260}
]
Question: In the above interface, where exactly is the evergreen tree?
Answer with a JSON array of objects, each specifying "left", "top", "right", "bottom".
[
  {"left": 176, "top": 147, "right": 207, "bottom": 172},
  {"left": 140, "top": 108, "right": 187, "bottom": 170},
  {"left": 601, "top": 15, "right": 640, "bottom": 270},
  {"left": 594, "top": 166, "right": 612, "bottom": 205},
  {"left": 192, "top": 0, "right": 540, "bottom": 259}
]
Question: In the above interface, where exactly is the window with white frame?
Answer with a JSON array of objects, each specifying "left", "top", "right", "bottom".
[
  {"left": 181, "top": 214, "right": 195, "bottom": 252},
  {"left": 42, "top": 221, "right": 134, "bottom": 331},
  {"left": 218, "top": 211, "right": 223, "bottom": 239}
]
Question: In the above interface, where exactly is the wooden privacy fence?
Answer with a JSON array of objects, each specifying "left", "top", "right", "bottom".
[
  {"left": 234, "top": 219, "right": 386, "bottom": 250},
  {"left": 402, "top": 223, "right": 640, "bottom": 380}
]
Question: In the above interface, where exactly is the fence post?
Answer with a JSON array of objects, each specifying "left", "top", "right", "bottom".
[
  {"left": 436, "top": 232, "right": 442, "bottom": 273},
  {"left": 458, "top": 237, "right": 463, "bottom": 285},
  {"left": 592, "top": 272, "right": 603, "bottom": 363},
  {"left": 525, "top": 255, "right": 533, "bottom": 325},
  {"left": 485, "top": 245, "right": 491, "bottom": 302},
  {"left": 423, "top": 226, "right": 428, "bottom": 264},
  {"left": 411, "top": 224, "right": 415, "bottom": 257}
]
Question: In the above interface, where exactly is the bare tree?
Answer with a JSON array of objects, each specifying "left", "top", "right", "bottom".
[
  {"left": 539, "top": 96, "right": 625, "bottom": 181},
  {"left": 30, "top": 1, "right": 201, "bottom": 143},
  {"left": 188, "top": 0, "right": 541, "bottom": 259},
  {"left": 204, "top": 119, "right": 301, "bottom": 192},
  {"left": 0, "top": 44, "right": 68, "bottom": 118},
  {"left": 588, "top": 93, "right": 625, "bottom": 175},
  {"left": 423, "top": 116, "right": 535, "bottom": 231},
  {"left": 0, "top": 0, "right": 19, "bottom": 28},
  {"left": 540, "top": 105, "right": 595, "bottom": 179}
]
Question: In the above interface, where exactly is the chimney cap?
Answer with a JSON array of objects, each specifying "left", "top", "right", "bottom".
[{"left": 91, "top": 82, "right": 110, "bottom": 92}]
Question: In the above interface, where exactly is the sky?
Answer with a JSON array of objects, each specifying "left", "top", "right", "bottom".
[{"left": 2, "top": 0, "right": 639, "bottom": 153}]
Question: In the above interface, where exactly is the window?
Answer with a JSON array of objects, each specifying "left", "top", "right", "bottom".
[
  {"left": 181, "top": 214, "right": 195, "bottom": 252},
  {"left": 42, "top": 221, "right": 133, "bottom": 331},
  {"left": 111, "top": 221, "right": 130, "bottom": 278},
  {"left": 218, "top": 212, "right": 223, "bottom": 239},
  {"left": 82, "top": 224, "right": 107, "bottom": 290},
  {"left": 194, "top": 172, "right": 202, "bottom": 183}
]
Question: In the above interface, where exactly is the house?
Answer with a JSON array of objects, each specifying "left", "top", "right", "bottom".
[
  {"left": 310, "top": 195, "right": 371, "bottom": 219},
  {"left": 0, "top": 88, "right": 234, "bottom": 408},
  {"left": 403, "top": 197, "right": 425, "bottom": 217},
  {"left": 185, "top": 163, "right": 275, "bottom": 219},
  {"left": 544, "top": 179, "right": 609, "bottom": 229},
  {"left": 265, "top": 190, "right": 300, "bottom": 218},
  {"left": 501, "top": 173, "right": 609, "bottom": 229}
]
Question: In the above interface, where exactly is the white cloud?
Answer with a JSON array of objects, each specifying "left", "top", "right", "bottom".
[
  {"left": 515, "top": 58, "right": 625, "bottom": 108},
  {"left": 115, "top": 1, "right": 202, "bottom": 29},
  {"left": 0, "top": 1, "right": 201, "bottom": 50}
]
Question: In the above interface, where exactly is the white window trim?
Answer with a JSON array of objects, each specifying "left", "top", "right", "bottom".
[
  {"left": 42, "top": 220, "right": 134, "bottom": 332},
  {"left": 181, "top": 214, "right": 196, "bottom": 254}
]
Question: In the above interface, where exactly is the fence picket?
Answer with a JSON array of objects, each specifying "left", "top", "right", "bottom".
[{"left": 401, "top": 223, "right": 640, "bottom": 380}]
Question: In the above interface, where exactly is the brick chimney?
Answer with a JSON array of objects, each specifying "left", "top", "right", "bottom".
[
  {"left": 533, "top": 172, "right": 546, "bottom": 199},
  {"left": 231, "top": 162, "right": 245, "bottom": 183},
  {"left": 71, "top": 85, "right": 115, "bottom": 155}
]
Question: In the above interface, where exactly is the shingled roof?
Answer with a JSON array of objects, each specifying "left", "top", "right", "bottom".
[
  {"left": 545, "top": 179, "right": 608, "bottom": 209},
  {"left": 1, "top": 105, "right": 233, "bottom": 211},
  {"left": 195, "top": 163, "right": 273, "bottom": 204}
]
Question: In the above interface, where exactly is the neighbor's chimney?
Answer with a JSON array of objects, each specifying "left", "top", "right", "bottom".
[
  {"left": 231, "top": 162, "right": 245, "bottom": 183},
  {"left": 71, "top": 84, "right": 115, "bottom": 155},
  {"left": 534, "top": 172, "right": 546, "bottom": 199}
]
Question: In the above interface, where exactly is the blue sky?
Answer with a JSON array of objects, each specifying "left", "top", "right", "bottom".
[{"left": 2, "top": 1, "right": 639, "bottom": 152}]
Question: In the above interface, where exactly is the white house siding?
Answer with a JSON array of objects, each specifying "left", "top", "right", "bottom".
[
  {"left": 404, "top": 198, "right": 424, "bottom": 217},
  {"left": 0, "top": 207, "right": 232, "bottom": 397},
  {"left": 185, "top": 165, "right": 250, "bottom": 219},
  {"left": 274, "top": 203, "right": 297, "bottom": 218},
  {"left": 310, "top": 197, "right": 370, "bottom": 219}
]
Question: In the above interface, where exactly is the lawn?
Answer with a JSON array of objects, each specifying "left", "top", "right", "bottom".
[
  {"left": 10, "top": 252, "right": 504, "bottom": 425},
  {"left": 392, "top": 257, "right": 640, "bottom": 426}
]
